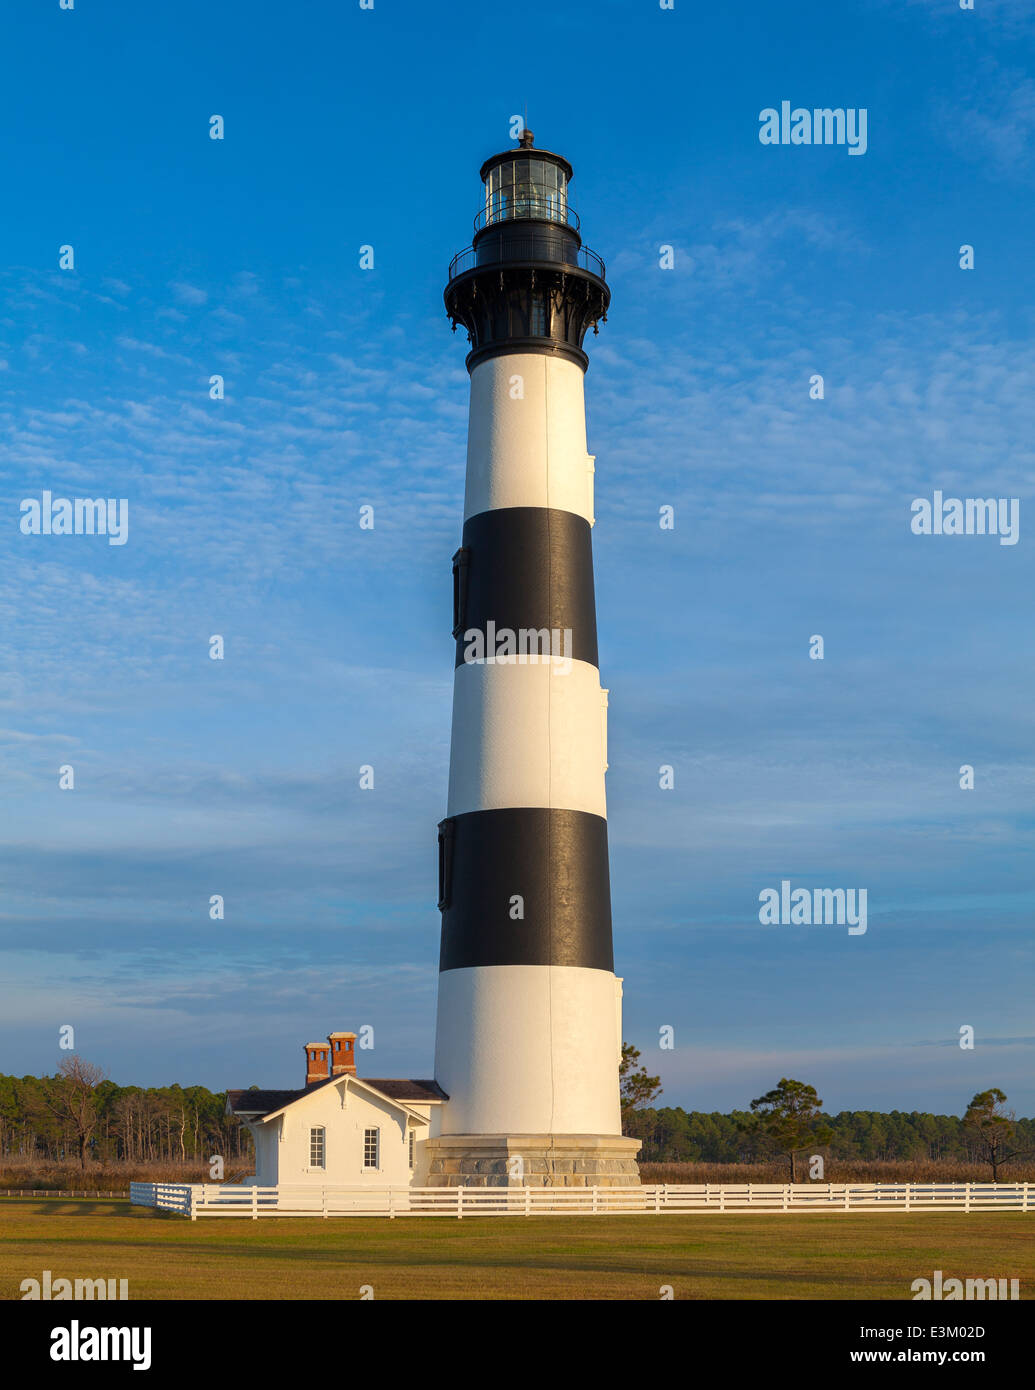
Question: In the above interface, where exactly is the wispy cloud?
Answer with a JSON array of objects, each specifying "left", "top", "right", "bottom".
[
  {"left": 939, "top": 63, "right": 1035, "bottom": 177},
  {"left": 169, "top": 280, "right": 208, "bottom": 306}
]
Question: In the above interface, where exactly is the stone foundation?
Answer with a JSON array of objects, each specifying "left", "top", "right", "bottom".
[{"left": 423, "top": 1133, "right": 642, "bottom": 1188}]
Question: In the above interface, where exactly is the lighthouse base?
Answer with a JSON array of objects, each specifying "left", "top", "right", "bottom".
[{"left": 422, "top": 1134, "right": 642, "bottom": 1188}]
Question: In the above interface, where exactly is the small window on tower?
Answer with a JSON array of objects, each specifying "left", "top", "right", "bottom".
[
  {"left": 530, "top": 292, "right": 547, "bottom": 337},
  {"left": 451, "top": 547, "right": 470, "bottom": 639},
  {"left": 437, "top": 818, "right": 455, "bottom": 911}
]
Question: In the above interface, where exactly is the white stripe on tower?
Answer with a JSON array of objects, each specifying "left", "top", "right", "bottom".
[
  {"left": 463, "top": 354, "right": 595, "bottom": 525},
  {"left": 435, "top": 966, "right": 622, "bottom": 1134}
]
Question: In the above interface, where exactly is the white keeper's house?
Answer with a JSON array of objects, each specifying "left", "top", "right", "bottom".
[{"left": 227, "top": 1031, "right": 447, "bottom": 1187}]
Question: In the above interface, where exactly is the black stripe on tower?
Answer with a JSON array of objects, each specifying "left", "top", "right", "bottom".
[
  {"left": 453, "top": 507, "right": 598, "bottom": 669},
  {"left": 438, "top": 807, "right": 614, "bottom": 972}
]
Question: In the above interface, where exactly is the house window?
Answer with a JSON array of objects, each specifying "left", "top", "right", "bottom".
[
  {"left": 364, "top": 1127, "right": 380, "bottom": 1169},
  {"left": 408, "top": 1129, "right": 415, "bottom": 1170},
  {"left": 310, "top": 1127, "right": 326, "bottom": 1169}
]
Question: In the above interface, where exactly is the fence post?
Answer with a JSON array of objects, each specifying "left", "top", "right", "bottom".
[
  {"left": 783, "top": 1186, "right": 789, "bottom": 1212},
  {"left": 1024, "top": 1183, "right": 1029, "bottom": 1213},
  {"left": 190, "top": 1186, "right": 197, "bottom": 1222},
  {"left": 457, "top": 1186, "right": 464, "bottom": 1220},
  {"left": 904, "top": 1183, "right": 910, "bottom": 1212},
  {"left": 251, "top": 1187, "right": 258, "bottom": 1220},
  {"left": 719, "top": 1186, "right": 725, "bottom": 1213},
  {"left": 844, "top": 1185, "right": 849, "bottom": 1211},
  {"left": 654, "top": 1186, "right": 661, "bottom": 1213},
  {"left": 525, "top": 1185, "right": 531, "bottom": 1217},
  {"left": 322, "top": 1186, "right": 328, "bottom": 1218},
  {"left": 388, "top": 1186, "right": 395, "bottom": 1220},
  {"left": 592, "top": 1186, "right": 599, "bottom": 1214}
]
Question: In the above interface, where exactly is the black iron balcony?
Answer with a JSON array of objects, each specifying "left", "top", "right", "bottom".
[{"left": 448, "top": 240, "right": 606, "bottom": 284}]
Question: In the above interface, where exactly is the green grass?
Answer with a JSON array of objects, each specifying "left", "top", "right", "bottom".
[{"left": 1, "top": 1198, "right": 1031, "bottom": 1300}]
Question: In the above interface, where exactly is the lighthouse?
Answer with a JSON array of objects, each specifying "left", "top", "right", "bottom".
[{"left": 424, "top": 132, "right": 641, "bottom": 1188}]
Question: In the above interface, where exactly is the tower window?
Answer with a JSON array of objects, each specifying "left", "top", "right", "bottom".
[
  {"left": 437, "top": 818, "right": 455, "bottom": 910},
  {"left": 530, "top": 292, "right": 547, "bottom": 337},
  {"left": 364, "top": 1127, "right": 380, "bottom": 1169},
  {"left": 451, "top": 547, "right": 470, "bottom": 638},
  {"left": 309, "top": 1127, "right": 326, "bottom": 1169}
]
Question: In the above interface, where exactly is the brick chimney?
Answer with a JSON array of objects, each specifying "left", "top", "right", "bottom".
[
  {"left": 304, "top": 1042, "right": 330, "bottom": 1086},
  {"left": 328, "top": 1031, "right": 357, "bottom": 1076}
]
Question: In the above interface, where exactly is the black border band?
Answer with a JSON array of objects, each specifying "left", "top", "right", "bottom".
[
  {"left": 438, "top": 806, "right": 614, "bottom": 972},
  {"left": 466, "top": 340, "right": 589, "bottom": 373},
  {"left": 454, "top": 507, "right": 598, "bottom": 670}
]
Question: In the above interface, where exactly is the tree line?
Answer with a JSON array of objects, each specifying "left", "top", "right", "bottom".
[
  {"left": 619, "top": 1046, "right": 1034, "bottom": 1179},
  {"left": 0, "top": 1059, "right": 251, "bottom": 1167},
  {"left": 634, "top": 1101, "right": 1035, "bottom": 1163},
  {"left": 7, "top": 1052, "right": 1031, "bottom": 1179}
]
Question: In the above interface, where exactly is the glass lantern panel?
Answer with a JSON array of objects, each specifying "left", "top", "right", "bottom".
[{"left": 484, "top": 157, "right": 570, "bottom": 224}]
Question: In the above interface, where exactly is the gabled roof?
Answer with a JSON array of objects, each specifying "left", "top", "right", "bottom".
[
  {"left": 227, "top": 1086, "right": 323, "bottom": 1116},
  {"left": 227, "top": 1076, "right": 447, "bottom": 1120},
  {"left": 359, "top": 1079, "right": 448, "bottom": 1104}
]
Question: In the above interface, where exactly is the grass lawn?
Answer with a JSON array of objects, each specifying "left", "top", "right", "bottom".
[{"left": 1, "top": 1198, "right": 1031, "bottom": 1300}]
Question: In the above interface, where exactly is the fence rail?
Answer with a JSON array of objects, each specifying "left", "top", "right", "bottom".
[
  {"left": 128, "top": 1181, "right": 1034, "bottom": 1220},
  {"left": 1, "top": 1189, "right": 128, "bottom": 1198}
]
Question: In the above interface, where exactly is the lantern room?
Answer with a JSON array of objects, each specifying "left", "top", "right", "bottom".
[{"left": 479, "top": 130, "right": 575, "bottom": 230}]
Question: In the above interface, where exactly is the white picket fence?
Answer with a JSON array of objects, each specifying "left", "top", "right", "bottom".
[{"left": 129, "top": 1180, "right": 1034, "bottom": 1220}]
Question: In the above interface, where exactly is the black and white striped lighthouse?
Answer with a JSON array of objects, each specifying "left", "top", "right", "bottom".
[{"left": 425, "top": 132, "right": 641, "bottom": 1188}]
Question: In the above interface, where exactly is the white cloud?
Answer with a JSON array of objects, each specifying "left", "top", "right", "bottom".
[{"left": 169, "top": 280, "right": 208, "bottom": 306}]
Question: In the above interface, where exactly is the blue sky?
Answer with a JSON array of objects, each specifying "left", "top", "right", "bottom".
[{"left": 1, "top": 0, "right": 1032, "bottom": 1116}]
